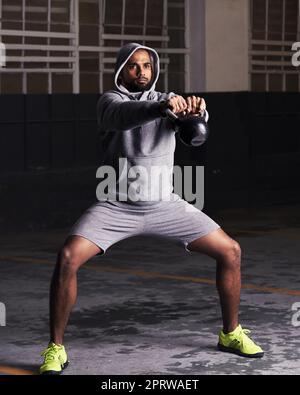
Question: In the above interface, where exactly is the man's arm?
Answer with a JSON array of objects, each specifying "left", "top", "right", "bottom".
[
  {"left": 97, "top": 92, "right": 164, "bottom": 132},
  {"left": 97, "top": 92, "right": 190, "bottom": 132}
]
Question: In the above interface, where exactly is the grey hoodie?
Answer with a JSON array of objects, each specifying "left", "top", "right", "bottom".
[{"left": 96, "top": 42, "right": 206, "bottom": 206}]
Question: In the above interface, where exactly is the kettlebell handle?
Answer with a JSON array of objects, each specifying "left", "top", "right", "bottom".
[
  {"left": 165, "top": 109, "right": 204, "bottom": 120},
  {"left": 165, "top": 108, "right": 178, "bottom": 120}
]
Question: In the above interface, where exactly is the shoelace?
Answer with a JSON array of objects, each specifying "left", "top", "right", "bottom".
[
  {"left": 240, "top": 328, "right": 257, "bottom": 346},
  {"left": 242, "top": 328, "right": 251, "bottom": 335},
  {"left": 229, "top": 328, "right": 252, "bottom": 347},
  {"left": 41, "top": 345, "right": 60, "bottom": 361}
]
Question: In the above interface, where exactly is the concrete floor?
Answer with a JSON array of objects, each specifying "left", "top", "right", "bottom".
[{"left": 0, "top": 204, "right": 300, "bottom": 375}]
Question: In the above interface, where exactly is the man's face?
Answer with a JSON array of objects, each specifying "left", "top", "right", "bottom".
[{"left": 120, "top": 49, "right": 153, "bottom": 92}]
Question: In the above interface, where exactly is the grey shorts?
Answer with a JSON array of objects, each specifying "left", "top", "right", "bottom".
[{"left": 68, "top": 194, "right": 220, "bottom": 255}]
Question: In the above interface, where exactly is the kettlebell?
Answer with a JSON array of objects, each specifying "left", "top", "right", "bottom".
[{"left": 166, "top": 109, "right": 210, "bottom": 147}]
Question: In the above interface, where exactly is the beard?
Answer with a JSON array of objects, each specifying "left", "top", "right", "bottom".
[{"left": 122, "top": 79, "right": 153, "bottom": 92}]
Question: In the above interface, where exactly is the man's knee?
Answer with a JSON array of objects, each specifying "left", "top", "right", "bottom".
[
  {"left": 221, "top": 240, "right": 241, "bottom": 268},
  {"left": 57, "top": 246, "right": 83, "bottom": 276}
]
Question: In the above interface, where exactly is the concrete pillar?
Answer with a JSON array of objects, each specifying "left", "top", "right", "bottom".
[
  {"left": 204, "top": 0, "right": 250, "bottom": 91},
  {"left": 187, "top": 0, "right": 250, "bottom": 92},
  {"left": 187, "top": 0, "right": 206, "bottom": 92}
]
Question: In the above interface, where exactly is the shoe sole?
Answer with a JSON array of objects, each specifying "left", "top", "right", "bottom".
[
  {"left": 217, "top": 343, "right": 264, "bottom": 358},
  {"left": 40, "top": 360, "right": 69, "bottom": 375}
]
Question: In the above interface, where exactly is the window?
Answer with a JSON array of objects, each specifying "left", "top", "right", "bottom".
[
  {"left": 250, "top": 0, "right": 300, "bottom": 91},
  {"left": 0, "top": 0, "right": 188, "bottom": 93}
]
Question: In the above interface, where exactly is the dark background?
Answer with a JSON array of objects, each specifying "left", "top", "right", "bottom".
[{"left": 0, "top": 92, "right": 299, "bottom": 231}]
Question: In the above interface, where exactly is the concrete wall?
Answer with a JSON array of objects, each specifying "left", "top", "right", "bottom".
[{"left": 188, "top": 0, "right": 250, "bottom": 92}]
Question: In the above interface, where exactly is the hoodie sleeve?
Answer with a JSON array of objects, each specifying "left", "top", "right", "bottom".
[{"left": 97, "top": 92, "right": 163, "bottom": 132}]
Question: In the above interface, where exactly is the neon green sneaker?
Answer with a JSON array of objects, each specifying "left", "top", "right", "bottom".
[
  {"left": 39, "top": 342, "right": 69, "bottom": 375},
  {"left": 218, "top": 325, "right": 264, "bottom": 358}
]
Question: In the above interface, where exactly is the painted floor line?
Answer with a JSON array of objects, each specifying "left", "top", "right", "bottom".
[
  {"left": 0, "top": 365, "right": 35, "bottom": 375},
  {"left": 227, "top": 228, "right": 300, "bottom": 240},
  {"left": 1, "top": 255, "right": 300, "bottom": 296}
]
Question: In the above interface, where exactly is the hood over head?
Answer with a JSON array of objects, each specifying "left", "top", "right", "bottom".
[{"left": 114, "top": 42, "right": 160, "bottom": 96}]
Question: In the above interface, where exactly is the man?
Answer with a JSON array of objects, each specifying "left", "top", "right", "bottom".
[{"left": 39, "top": 43, "right": 263, "bottom": 375}]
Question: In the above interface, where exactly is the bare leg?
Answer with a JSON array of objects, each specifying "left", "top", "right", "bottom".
[
  {"left": 50, "top": 235, "right": 102, "bottom": 344},
  {"left": 187, "top": 228, "right": 241, "bottom": 333}
]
